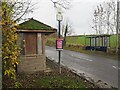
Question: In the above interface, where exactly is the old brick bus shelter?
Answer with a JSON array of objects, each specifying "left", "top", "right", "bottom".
[{"left": 17, "top": 18, "right": 56, "bottom": 73}]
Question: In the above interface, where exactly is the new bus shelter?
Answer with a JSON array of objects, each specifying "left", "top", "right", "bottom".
[{"left": 85, "top": 35, "right": 111, "bottom": 52}]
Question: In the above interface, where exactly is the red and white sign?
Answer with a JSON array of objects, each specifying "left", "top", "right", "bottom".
[{"left": 56, "top": 38, "right": 63, "bottom": 50}]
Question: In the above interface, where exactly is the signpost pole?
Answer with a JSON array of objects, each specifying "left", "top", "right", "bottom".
[
  {"left": 116, "top": 0, "right": 119, "bottom": 54},
  {"left": 56, "top": 7, "right": 63, "bottom": 74},
  {"left": 58, "top": 20, "right": 61, "bottom": 74}
]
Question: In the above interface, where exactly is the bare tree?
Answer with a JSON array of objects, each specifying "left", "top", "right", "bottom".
[
  {"left": 92, "top": 10, "right": 99, "bottom": 34},
  {"left": 3, "top": 0, "right": 35, "bottom": 22},
  {"left": 97, "top": 4, "right": 106, "bottom": 34},
  {"left": 103, "top": 0, "right": 116, "bottom": 34},
  {"left": 50, "top": 0, "right": 71, "bottom": 9},
  {"left": 92, "top": 4, "right": 106, "bottom": 35},
  {"left": 92, "top": 0, "right": 117, "bottom": 35},
  {"left": 62, "top": 21, "right": 73, "bottom": 46}
]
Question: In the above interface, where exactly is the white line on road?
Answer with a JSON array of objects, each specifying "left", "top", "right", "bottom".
[
  {"left": 112, "top": 66, "right": 120, "bottom": 69},
  {"left": 112, "top": 66, "right": 117, "bottom": 69},
  {"left": 70, "top": 55, "right": 93, "bottom": 62},
  {"left": 85, "top": 58, "right": 93, "bottom": 62}
]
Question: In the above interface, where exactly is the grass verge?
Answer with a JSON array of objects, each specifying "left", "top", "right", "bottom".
[{"left": 3, "top": 58, "right": 97, "bottom": 88}]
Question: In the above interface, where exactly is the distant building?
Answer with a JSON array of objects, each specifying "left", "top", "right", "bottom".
[{"left": 17, "top": 18, "right": 57, "bottom": 73}]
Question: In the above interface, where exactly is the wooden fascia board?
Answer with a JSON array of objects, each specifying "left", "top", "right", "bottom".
[{"left": 17, "top": 29, "right": 56, "bottom": 33}]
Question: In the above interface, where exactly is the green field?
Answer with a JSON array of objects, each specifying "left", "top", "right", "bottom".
[
  {"left": 66, "top": 36, "right": 86, "bottom": 46},
  {"left": 48, "top": 34, "right": 118, "bottom": 48},
  {"left": 110, "top": 35, "right": 117, "bottom": 48}
]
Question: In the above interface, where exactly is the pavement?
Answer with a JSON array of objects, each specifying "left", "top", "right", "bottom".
[{"left": 46, "top": 46, "right": 119, "bottom": 88}]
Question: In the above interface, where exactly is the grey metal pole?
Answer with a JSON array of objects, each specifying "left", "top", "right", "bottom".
[
  {"left": 58, "top": 20, "right": 61, "bottom": 38},
  {"left": 116, "top": 0, "right": 119, "bottom": 54},
  {"left": 58, "top": 20, "right": 61, "bottom": 74}
]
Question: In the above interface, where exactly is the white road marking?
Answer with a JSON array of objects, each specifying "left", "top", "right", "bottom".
[
  {"left": 112, "top": 66, "right": 117, "bottom": 69},
  {"left": 70, "top": 54, "right": 93, "bottom": 62},
  {"left": 112, "top": 66, "right": 120, "bottom": 69},
  {"left": 85, "top": 58, "right": 93, "bottom": 62}
]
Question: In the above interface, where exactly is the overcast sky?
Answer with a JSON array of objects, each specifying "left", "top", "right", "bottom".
[{"left": 25, "top": 0, "right": 110, "bottom": 35}]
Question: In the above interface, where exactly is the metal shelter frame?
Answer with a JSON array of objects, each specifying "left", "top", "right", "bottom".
[{"left": 85, "top": 35, "right": 111, "bottom": 52}]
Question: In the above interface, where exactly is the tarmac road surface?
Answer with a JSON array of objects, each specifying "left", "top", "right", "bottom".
[{"left": 46, "top": 46, "right": 119, "bottom": 88}]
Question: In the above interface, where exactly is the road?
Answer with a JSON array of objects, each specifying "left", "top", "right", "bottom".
[{"left": 46, "top": 46, "right": 119, "bottom": 88}]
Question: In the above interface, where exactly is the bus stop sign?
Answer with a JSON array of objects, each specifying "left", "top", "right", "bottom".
[{"left": 56, "top": 38, "right": 63, "bottom": 51}]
